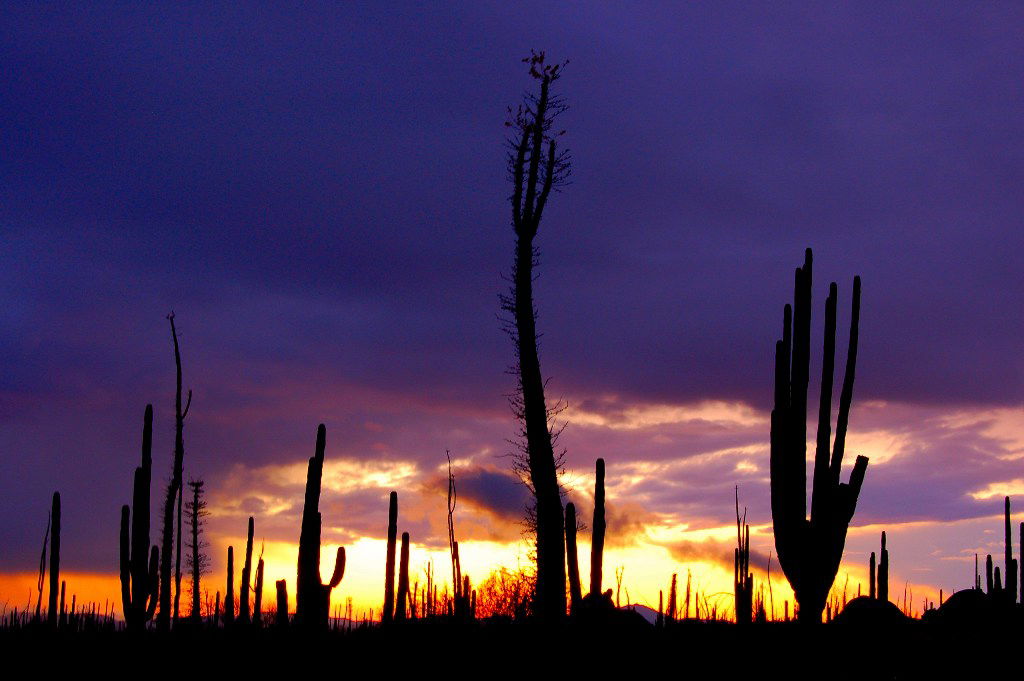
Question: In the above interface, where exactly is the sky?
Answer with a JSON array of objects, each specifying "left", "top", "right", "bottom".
[{"left": 1, "top": 2, "right": 1023, "bottom": 620}]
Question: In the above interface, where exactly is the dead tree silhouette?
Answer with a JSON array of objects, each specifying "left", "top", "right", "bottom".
[
  {"left": 120, "top": 404, "right": 160, "bottom": 631},
  {"left": 770, "top": 248, "right": 867, "bottom": 622},
  {"left": 158, "top": 312, "right": 191, "bottom": 631},
  {"left": 502, "top": 50, "right": 572, "bottom": 622},
  {"left": 295, "top": 424, "right": 346, "bottom": 629}
]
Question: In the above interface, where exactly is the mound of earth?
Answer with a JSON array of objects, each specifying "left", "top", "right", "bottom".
[{"left": 832, "top": 596, "right": 909, "bottom": 626}]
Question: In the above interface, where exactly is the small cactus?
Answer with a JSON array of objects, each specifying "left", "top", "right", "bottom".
[
  {"left": 565, "top": 502, "right": 582, "bottom": 613},
  {"left": 275, "top": 579, "right": 288, "bottom": 627},
  {"left": 225, "top": 546, "right": 235, "bottom": 626},
  {"left": 878, "top": 532, "right": 889, "bottom": 602},
  {"left": 383, "top": 491, "right": 398, "bottom": 623},
  {"left": 590, "top": 458, "right": 606, "bottom": 598},
  {"left": 239, "top": 517, "right": 254, "bottom": 625},
  {"left": 47, "top": 492, "right": 61, "bottom": 629}
]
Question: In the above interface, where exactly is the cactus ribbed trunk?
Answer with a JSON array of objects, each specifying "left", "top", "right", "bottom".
[
  {"left": 275, "top": 579, "right": 288, "bottom": 627},
  {"left": 565, "top": 503, "right": 582, "bottom": 613},
  {"left": 240, "top": 516, "right": 254, "bottom": 625},
  {"left": 869, "top": 552, "right": 876, "bottom": 600},
  {"left": 878, "top": 532, "right": 889, "bottom": 602},
  {"left": 47, "top": 492, "right": 60, "bottom": 628},
  {"left": 769, "top": 249, "right": 867, "bottom": 622},
  {"left": 590, "top": 458, "right": 605, "bottom": 598},
  {"left": 59, "top": 580, "right": 66, "bottom": 628},
  {"left": 383, "top": 491, "right": 398, "bottom": 623},
  {"left": 1005, "top": 497, "right": 1018, "bottom": 604},
  {"left": 253, "top": 558, "right": 264, "bottom": 625},
  {"left": 295, "top": 424, "right": 346, "bottom": 629},
  {"left": 120, "top": 405, "right": 159, "bottom": 631},
  {"left": 396, "top": 532, "right": 410, "bottom": 621},
  {"left": 225, "top": 546, "right": 234, "bottom": 626}
]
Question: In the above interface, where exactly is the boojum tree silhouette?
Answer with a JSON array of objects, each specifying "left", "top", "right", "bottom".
[
  {"left": 158, "top": 312, "right": 191, "bottom": 631},
  {"left": 770, "top": 248, "right": 867, "bottom": 623},
  {"left": 501, "top": 50, "right": 572, "bottom": 622}
]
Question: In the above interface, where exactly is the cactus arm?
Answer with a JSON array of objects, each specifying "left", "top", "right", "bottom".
[
  {"left": 830, "top": 276, "right": 861, "bottom": 483},
  {"left": 589, "top": 458, "right": 606, "bottom": 597},
  {"left": 565, "top": 502, "right": 582, "bottom": 611},
  {"left": 810, "top": 284, "right": 837, "bottom": 525},
  {"left": 146, "top": 545, "right": 159, "bottom": 620},
  {"left": 384, "top": 490, "right": 398, "bottom": 622},
  {"left": 328, "top": 547, "right": 345, "bottom": 588},
  {"left": 119, "top": 505, "right": 132, "bottom": 623}
]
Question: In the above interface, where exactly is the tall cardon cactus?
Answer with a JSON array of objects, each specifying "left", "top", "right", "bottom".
[
  {"left": 120, "top": 404, "right": 160, "bottom": 631},
  {"left": 770, "top": 249, "right": 868, "bottom": 622},
  {"left": 295, "top": 424, "right": 346, "bottom": 628}
]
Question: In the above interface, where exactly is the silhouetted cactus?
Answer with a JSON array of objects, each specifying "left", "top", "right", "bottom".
[
  {"left": 876, "top": 532, "right": 889, "bottom": 602},
  {"left": 565, "top": 502, "right": 582, "bottom": 613},
  {"left": 770, "top": 249, "right": 867, "bottom": 622},
  {"left": 275, "top": 579, "right": 288, "bottom": 627},
  {"left": 869, "top": 551, "right": 876, "bottom": 600},
  {"left": 59, "top": 580, "right": 66, "bottom": 628},
  {"left": 986, "top": 554, "right": 994, "bottom": 595},
  {"left": 120, "top": 405, "right": 160, "bottom": 631},
  {"left": 590, "top": 458, "right": 605, "bottom": 598},
  {"left": 396, "top": 531, "right": 410, "bottom": 621},
  {"left": 1005, "top": 497, "right": 1018, "bottom": 604},
  {"left": 253, "top": 557, "right": 264, "bottom": 626},
  {"left": 239, "top": 516, "right": 254, "bottom": 625},
  {"left": 225, "top": 546, "right": 235, "bottom": 626},
  {"left": 295, "top": 424, "right": 346, "bottom": 629},
  {"left": 384, "top": 490, "right": 398, "bottom": 623},
  {"left": 47, "top": 491, "right": 60, "bottom": 629}
]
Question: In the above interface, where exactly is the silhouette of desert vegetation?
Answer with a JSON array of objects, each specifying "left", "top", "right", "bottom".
[{"left": 3, "top": 53, "right": 1023, "bottom": 679}]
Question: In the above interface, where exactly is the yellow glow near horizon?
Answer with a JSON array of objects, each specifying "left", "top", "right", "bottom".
[{"left": 0, "top": 572, "right": 120, "bottom": 616}]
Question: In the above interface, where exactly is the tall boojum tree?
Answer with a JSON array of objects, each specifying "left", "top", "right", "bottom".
[{"left": 502, "top": 50, "right": 572, "bottom": 621}]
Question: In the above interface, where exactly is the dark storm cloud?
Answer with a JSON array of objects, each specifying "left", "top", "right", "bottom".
[
  {"left": 444, "top": 467, "right": 532, "bottom": 523},
  {"left": 2, "top": 3, "right": 1023, "bottom": 572}
]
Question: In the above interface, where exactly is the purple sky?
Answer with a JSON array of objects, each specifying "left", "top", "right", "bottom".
[{"left": 2, "top": 3, "right": 1023, "bottom": 602}]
